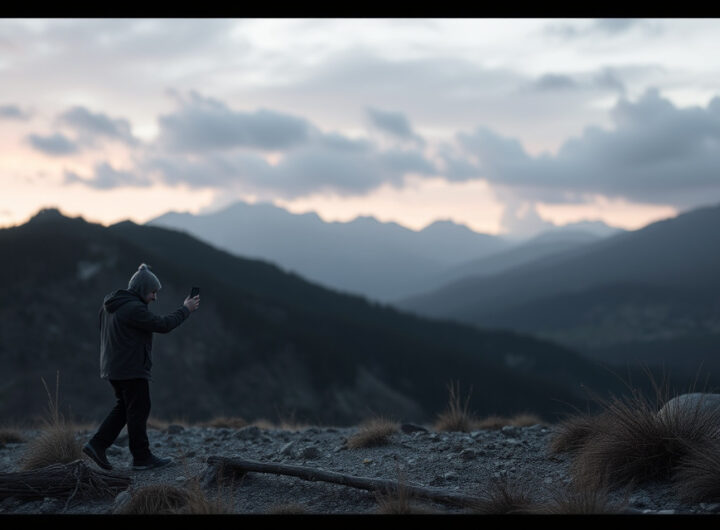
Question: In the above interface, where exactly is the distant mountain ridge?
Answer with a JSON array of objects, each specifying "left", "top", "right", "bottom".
[
  {"left": 148, "top": 201, "right": 622, "bottom": 302},
  {"left": 398, "top": 202, "right": 720, "bottom": 378}
]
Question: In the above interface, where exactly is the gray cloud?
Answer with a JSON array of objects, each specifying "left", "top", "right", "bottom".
[
  {"left": 532, "top": 74, "right": 579, "bottom": 91},
  {"left": 157, "top": 92, "right": 312, "bottom": 152},
  {"left": 449, "top": 88, "right": 720, "bottom": 207},
  {"left": 547, "top": 18, "right": 647, "bottom": 40},
  {"left": 27, "top": 132, "right": 79, "bottom": 155},
  {"left": 58, "top": 106, "right": 137, "bottom": 145},
  {"left": 0, "top": 104, "right": 30, "bottom": 120},
  {"left": 143, "top": 140, "right": 436, "bottom": 199},
  {"left": 366, "top": 107, "right": 424, "bottom": 143},
  {"left": 64, "top": 162, "right": 151, "bottom": 189}
]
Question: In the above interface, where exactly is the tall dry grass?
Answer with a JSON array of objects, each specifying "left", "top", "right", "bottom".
[
  {"left": 433, "top": 381, "right": 477, "bottom": 432},
  {"left": 20, "top": 372, "right": 82, "bottom": 470}
]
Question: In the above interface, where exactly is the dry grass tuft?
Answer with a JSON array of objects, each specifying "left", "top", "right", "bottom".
[
  {"left": 181, "top": 475, "right": 236, "bottom": 514},
  {"left": 146, "top": 416, "right": 190, "bottom": 431},
  {"left": 673, "top": 440, "right": 720, "bottom": 503},
  {"left": 116, "top": 471, "right": 236, "bottom": 515},
  {"left": 201, "top": 416, "right": 248, "bottom": 429},
  {"left": 347, "top": 417, "right": 399, "bottom": 449},
  {"left": 115, "top": 484, "right": 191, "bottom": 514},
  {"left": 475, "top": 413, "right": 545, "bottom": 431},
  {"left": 548, "top": 413, "right": 607, "bottom": 454},
  {"left": 266, "top": 502, "right": 308, "bottom": 514},
  {"left": 250, "top": 418, "right": 276, "bottom": 430},
  {"left": 552, "top": 379, "right": 720, "bottom": 490},
  {"left": 470, "top": 476, "right": 538, "bottom": 514},
  {"left": 20, "top": 372, "right": 82, "bottom": 470},
  {"left": 374, "top": 470, "right": 438, "bottom": 514},
  {"left": 434, "top": 381, "right": 477, "bottom": 433}
]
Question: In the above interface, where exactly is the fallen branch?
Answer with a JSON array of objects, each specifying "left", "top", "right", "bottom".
[
  {"left": 0, "top": 459, "right": 131, "bottom": 503},
  {"left": 205, "top": 456, "right": 480, "bottom": 508}
]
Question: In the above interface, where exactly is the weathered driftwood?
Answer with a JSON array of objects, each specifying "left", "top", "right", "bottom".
[
  {"left": 0, "top": 459, "right": 131, "bottom": 502},
  {"left": 205, "top": 456, "right": 481, "bottom": 508}
]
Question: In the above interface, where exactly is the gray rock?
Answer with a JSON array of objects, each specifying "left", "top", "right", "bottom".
[
  {"left": 401, "top": 423, "right": 427, "bottom": 434},
  {"left": 658, "top": 393, "right": 720, "bottom": 422},
  {"left": 166, "top": 424, "right": 185, "bottom": 435}
]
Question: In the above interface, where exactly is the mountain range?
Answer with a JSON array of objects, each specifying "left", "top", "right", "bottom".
[
  {"left": 148, "top": 201, "right": 621, "bottom": 302},
  {"left": 398, "top": 202, "right": 720, "bottom": 382},
  {"left": 0, "top": 208, "right": 642, "bottom": 427}
]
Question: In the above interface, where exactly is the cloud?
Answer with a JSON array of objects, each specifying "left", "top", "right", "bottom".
[
  {"left": 57, "top": 106, "right": 137, "bottom": 145},
  {"left": 0, "top": 104, "right": 30, "bottom": 120},
  {"left": 27, "top": 132, "right": 79, "bottom": 155},
  {"left": 157, "top": 92, "right": 312, "bottom": 152},
  {"left": 64, "top": 162, "right": 151, "bottom": 189},
  {"left": 547, "top": 18, "right": 649, "bottom": 40},
  {"left": 532, "top": 74, "right": 579, "bottom": 91},
  {"left": 366, "top": 107, "right": 425, "bottom": 146},
  {"left": 143, "top": 140, "right": 436, "bottom": 199},
  {"left": 449, "top": 88, "right": 720, "bottom": 208}
]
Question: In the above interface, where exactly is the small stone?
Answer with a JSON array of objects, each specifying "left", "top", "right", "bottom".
[
  {"left": 166, "top": 424, "right": 185, "bottom": 434},
  {"left": 543, "top": 477, "right": 553, "bottom": 485},
  {"left": 443, "top": 471, "right": 459, "bottom": 481},
  {"left": 401, "top": 423, "right": 428, "bottom": 434},
  {"left": 176, "top": 476, "right": 186, "bottom": 482},
  {"left": 281, "top": 441, "right": 295, "bottom": 455},
  {"left": 362, "top": 458, "right": 373, "bottom": 464},
  {"left": 501, "top": 426, "right": 519, "bottom": 438},
  {"left": 235, "top": 426, "right": 261, "bottom": 440},
  {"left": 460, "top": 449, "right": 476, "bottom": 460},
  {"left": 656, "top": 510, "right": 675, "bottom": 515}
]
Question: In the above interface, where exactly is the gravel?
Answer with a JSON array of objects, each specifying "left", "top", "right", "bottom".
[{"left": 0, "top": 423, "right": 716, "bottom": 515}]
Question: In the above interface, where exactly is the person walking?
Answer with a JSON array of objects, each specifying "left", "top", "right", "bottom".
[{"left": 83, "top": 263, "right": 200, "bottom": 471}]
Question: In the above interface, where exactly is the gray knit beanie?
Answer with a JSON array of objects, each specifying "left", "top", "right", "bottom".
[{"left": 128, "top": 263, "right": 162, "bottom": 297}]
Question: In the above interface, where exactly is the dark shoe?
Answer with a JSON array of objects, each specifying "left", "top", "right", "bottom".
[
  {"left": 132, "top": 453, "right": 173, "bottom": 470},
  {"left": 83, "top": 442, "right": 113, "bottom": 470}
]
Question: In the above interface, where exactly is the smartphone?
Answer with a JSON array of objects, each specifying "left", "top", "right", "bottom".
[{"left": 190, "top": 287, "right": 200, "bottom": 298}]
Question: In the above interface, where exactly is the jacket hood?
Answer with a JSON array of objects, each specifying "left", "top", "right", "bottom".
[{"left": 104, "top": 289, "right": 144, "bottom": 313}]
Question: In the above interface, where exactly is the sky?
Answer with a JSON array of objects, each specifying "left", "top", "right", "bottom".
[{"left": 2, "top": 18, "right": 720, "bottom": 237}]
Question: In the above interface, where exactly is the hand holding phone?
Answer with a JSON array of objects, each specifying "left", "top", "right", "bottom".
[{"left": 185, "top": 287, "right": 200, "bottom": 312}]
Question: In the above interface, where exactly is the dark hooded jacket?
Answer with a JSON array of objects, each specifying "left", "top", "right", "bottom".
[{"left": 99, "top": 289, "right": 190, "bottom": 380}]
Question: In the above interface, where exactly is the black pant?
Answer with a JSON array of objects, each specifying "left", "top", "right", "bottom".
[{"left": 90, "top": 378, "right": 152, "bottom": 461}]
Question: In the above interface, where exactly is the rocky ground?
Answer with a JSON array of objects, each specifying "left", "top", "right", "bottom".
[{"left": 1, "top": 422, "right": 720, "bottom": 516}]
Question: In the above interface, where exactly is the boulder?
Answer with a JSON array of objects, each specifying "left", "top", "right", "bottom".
[{"left": 657, "top": 393, "right": 720, "bottom": 422}]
